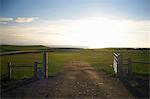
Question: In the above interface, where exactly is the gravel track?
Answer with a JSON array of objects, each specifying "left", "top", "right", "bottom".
[{"left": 2, "top": 61, "right": 134, "bottom": 98}]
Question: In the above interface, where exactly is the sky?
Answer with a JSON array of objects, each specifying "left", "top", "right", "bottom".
[{"left": 0, "top": 0, "right": 150, "bottom": 48}]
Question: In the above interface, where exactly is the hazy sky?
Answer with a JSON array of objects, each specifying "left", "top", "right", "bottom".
[{"left": 0, "top": 0, "right": 150, "bottom": 48}]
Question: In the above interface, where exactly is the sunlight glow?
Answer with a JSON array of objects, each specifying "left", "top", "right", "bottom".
[{"left": 56, "top": 17, "right": 139, "bottom": 48}]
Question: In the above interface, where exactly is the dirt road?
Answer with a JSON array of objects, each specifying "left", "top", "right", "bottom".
[{"left": 2, "top": 61, "right": 134, "bottom": 98}]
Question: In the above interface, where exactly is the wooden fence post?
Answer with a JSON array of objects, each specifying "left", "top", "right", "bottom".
[
  {"left": 118, "top": 54, "right": 123, "bottom": 78},
  {"left": 113, "top": 53, "right": 118, "bottom": 75},
  {"left": 127, "top": 58, "right": 132, "bottom": 78},
  {"left": 46, "top": 52, "right": 48, "bottom": 78},
  {"left": 34, "top": 62, "right": 38, "bottom": 78},
  {"left": 8, "top": 62, "right": 11, "bottom": 79},
  {"left": 43, "top": 50, "right": 48, "bottom": 78}
]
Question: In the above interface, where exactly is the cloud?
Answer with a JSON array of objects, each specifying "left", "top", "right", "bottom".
[
  {"left": 0, "top": 18, "right": 13, "bottom": 24},
  {"left": 1, "top": 16, "right": 150, "bottom": 48},
  {"left": 37, "top": 32, "right": 60, "bottom": 35},
  {"left": 14, "top": 17, "right": 39, "bottom": 23},
  {"left": 0, "top": 18, "right": 13, "bottom": 22},
  {"left": 0, "top": 17, "right": 39, "bottom": 24}
]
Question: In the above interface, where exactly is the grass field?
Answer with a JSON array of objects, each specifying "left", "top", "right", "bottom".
[{"left": 0, "top": 45, "right": 149, "bottom": 79}]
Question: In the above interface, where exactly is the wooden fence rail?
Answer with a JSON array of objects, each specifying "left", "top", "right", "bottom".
[
  {"left": 7, "top": 50, "right": 48, "bottom": 80},
  {"left": 132, "top": 61, "right": 150, "bottom": 64},
  {"left": 8, "top": 62, "right": 33, "bottom": 79}
]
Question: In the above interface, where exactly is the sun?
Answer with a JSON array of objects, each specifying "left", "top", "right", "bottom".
[{"left": 53, "top": 17, "right": 133, "bottom": 48}]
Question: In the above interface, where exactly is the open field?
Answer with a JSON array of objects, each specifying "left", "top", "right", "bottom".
[
  {"left": 0, "top": 45, "right": 49, "bottom": 53},
  {"left": 0, "top": 45, "right": 149, "bottom": 98},
  {"left": 0, "top": 45, "right": 149, "bottom": 79}
]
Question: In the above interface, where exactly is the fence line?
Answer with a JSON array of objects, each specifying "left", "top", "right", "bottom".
[
  {"left": 132, "top": 61, "right": 150, "bottom": 64},
  {"left": 8, "top": 62, "right": 34, "bottom": 79},
  {"left": 6, "top": 50, "right": 48, "bottom": 80},
  {"left": 8, "top": 66, "right": 33, "bottom": 67},
  {"left": 113, "top": 53, "right": 150, "bottom": 78}
]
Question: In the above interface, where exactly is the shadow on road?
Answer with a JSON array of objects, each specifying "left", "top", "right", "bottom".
[
  {"left": 120, "top": 75, "right": 149, "bottom": 98},
  {"left": 1, "top": 77, "right": 38, "bottom": 94}
]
